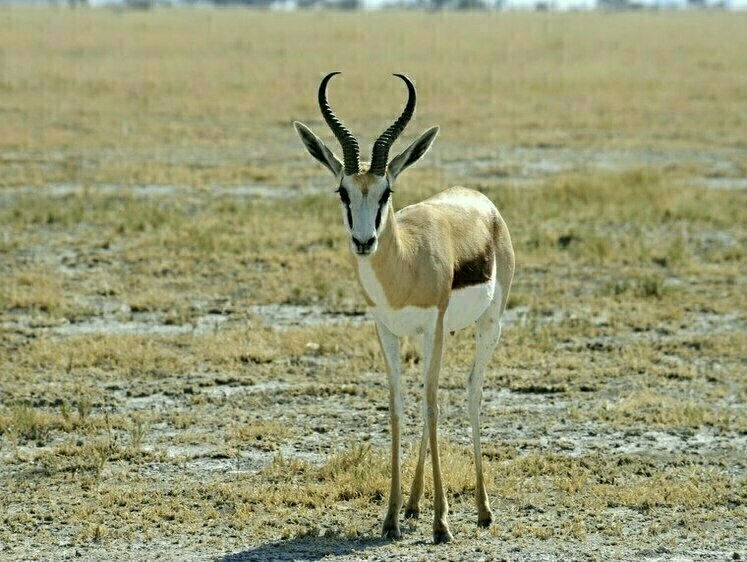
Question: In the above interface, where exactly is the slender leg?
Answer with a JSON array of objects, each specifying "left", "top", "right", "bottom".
[
  {"left": 469, "top": 297, "right": 504, "bottom": 528},
  {"left": 376, "top": 320, "right": 403, "bottom": 540},
  {"left": 404, "top": 420, "right": 428, "bottom": 519},
  {"left": 421, "top": 311, "right": 452, "bottom": 544},
  {"left": 405, "top": 330, "right": 452, "bottom": 520}
]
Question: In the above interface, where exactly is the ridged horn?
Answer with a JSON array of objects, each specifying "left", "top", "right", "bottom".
[
  {"left": 318, "top": 72, "right": 360, "bottom": 176},
  {"left": 369, "top": 73, "right": 416, "bottom": 177}
]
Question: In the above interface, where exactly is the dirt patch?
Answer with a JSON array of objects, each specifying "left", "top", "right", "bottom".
[
  {"left": 691, "top": 177, "right": 747, "bottom": 191},
  {"left": 249, "top": 304, "right": 367, "bottom": 328},
  {"left": 441, "top": 145, "right": 746, "bottom": 188}
]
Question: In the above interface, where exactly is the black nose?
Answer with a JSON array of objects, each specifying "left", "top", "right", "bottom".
[{"left": 352, "top": 236, "right": 376, "bottom": 253}]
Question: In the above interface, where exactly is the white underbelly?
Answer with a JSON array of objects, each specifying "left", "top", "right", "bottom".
[
  {"left": 445, "top": 277, "right": 497, "bottom": 331},
  {"left": 359, "top": 256, "right": 498, "bottom": 338},
  {"left": 372, "top": 277, "right": 497, "bottom": 338}
]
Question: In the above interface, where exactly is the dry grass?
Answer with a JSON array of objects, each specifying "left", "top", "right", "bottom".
[
  {"left": 0, "top": 7, "right": 745, "bottom": 561},
  {"left": 1, "top": 10, "right": 746, "bottom": 186}
]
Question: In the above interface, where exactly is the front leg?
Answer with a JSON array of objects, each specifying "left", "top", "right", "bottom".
[
  {"left": 375, "top": 319, "right": 403, "bottom": 540},
  {"left": 422, "top": 311, "right": 452, "bottom": 544}
]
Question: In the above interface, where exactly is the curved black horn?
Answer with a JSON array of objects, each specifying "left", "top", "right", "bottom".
[
  {"left": 369, "top": 74, "right": 417, "bottom": 177},
  {"left": 318, "top": 72, "right": 360, "bottom": 176}
]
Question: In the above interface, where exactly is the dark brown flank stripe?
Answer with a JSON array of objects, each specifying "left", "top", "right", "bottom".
[{"left": 452, "top": 245, "right": 494, "bottom": 290}]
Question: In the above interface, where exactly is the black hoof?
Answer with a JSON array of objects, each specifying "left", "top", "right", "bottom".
[
  {"left": 382, "top": 525, "right": 402, "bottom": 540},
  {"left": 433, "top": 529, "right": 453, "bottom": 544},
  {"left": 404, "top": 507, "right": 420, "bottom": 520}
]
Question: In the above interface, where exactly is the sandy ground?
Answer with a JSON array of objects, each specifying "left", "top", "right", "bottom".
[{"left": 2, "top": 145, "right": 745, "bottom": 561}]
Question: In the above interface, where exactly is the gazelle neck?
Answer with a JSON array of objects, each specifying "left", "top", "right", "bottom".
[
  {"left": 354, "top": 204, "right": 406, "bottom": 309},
  {"left": 372, "top": 203, "right": 403, "bottom": 266}
]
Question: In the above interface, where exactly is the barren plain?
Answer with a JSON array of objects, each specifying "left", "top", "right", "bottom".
[{"left": 0, "top": 9, "right": 745, "bottom": 561}]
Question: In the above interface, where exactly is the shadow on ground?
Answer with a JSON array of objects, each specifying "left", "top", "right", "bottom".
[{"left": 218, "top": 535, "right": 390, "bottom": 562}]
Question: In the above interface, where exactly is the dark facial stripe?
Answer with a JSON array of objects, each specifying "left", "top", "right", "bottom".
[
  {"left": 375, "top": 184, "right": 392, "bottom": 231},
  {"left": 336, "top": 186, "right": 353, "bottom": 228},
  {"left": 452, "top": 244, "right": 494, "bottom": 290},
  {"left": 336, "top": 186, "right": 350, "bottom": 205},
  {"left": 379, "top": 187, "right": 392, "bottom": 206}
]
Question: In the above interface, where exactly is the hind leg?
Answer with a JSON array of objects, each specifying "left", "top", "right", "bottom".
[{"left": 469, "top": 291, "right": 504, "bottom": 527}]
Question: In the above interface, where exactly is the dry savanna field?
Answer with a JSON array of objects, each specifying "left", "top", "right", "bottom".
[{"left": 0, "top": 8, "right": 746, "bottom": 561}]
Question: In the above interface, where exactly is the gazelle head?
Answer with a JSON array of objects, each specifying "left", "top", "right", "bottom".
[{"left": 294, "top": 72, "right": 439, "bottom": 257}]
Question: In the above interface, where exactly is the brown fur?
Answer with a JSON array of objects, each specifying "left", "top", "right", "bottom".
[
  {"left": 452, "top": 244, "right": 495, "bottom": 290},
  {"left": 351, "top": 166, "right": 378, "bottom": 195}
]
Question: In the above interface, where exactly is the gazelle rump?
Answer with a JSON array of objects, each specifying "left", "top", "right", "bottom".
[{"left": 294, "top": 72, "right": 514, "bottom": 544}]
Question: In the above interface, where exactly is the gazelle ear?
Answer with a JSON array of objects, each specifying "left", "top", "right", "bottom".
[
  {"left": 387, "top": 126, "right": 439, "bottom": 180},
  {"left": 294, "top": 121, "right": 343, "bottom": 177}
]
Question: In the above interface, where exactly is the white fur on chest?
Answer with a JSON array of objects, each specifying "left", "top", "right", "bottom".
[
  {"left": 358, "top": 258, "right": 498, "bottom": 337},
  {"left": 357, "top": 259, "right": 389, "bottom": 310}
]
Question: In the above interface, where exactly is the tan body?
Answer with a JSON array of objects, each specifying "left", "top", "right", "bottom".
[
  {"left": 356, "top": 186, "right": 514, "bottom": 315},
  {"left": 294, "top": 72, "right": 515, "bottom": 543},
  {"left": 352, "top": 184, "right": 514, "bottom": 541}
]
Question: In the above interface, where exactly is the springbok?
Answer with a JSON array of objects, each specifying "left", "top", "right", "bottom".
[{"left": 293, "top": 72, "right": 514, "bottom": 544}]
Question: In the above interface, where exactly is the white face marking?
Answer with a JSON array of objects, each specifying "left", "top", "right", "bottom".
[{"left": 337, "top": 174, "right": 392, "bottom": 257}]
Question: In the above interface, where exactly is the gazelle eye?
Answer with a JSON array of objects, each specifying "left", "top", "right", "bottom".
[{"left": 336, "top": 187, "right": 350, "bottom": 206}]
